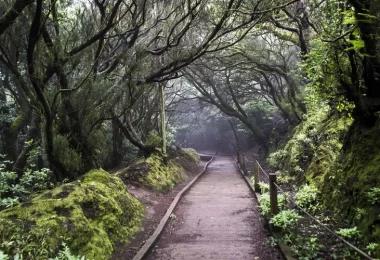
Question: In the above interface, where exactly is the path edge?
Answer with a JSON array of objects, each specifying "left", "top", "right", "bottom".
[
  {"left": 131, "top": 155, "right": 214, "bottom": 260},
  {"left": 235, "top": 159, "right": 296, "bottom": 260}
]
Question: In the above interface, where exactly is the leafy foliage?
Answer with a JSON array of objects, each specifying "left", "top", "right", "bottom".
[
  {"left": 258, "top": 192, "right": 286, "bottom": 216},
  {"left": 295, "top": 184, "right": 320, "bottom": 213},
  {"left": 0, "top": 155, "right": 51, "bottom": 209},
  {"left": 270, "top": 209, "right": 302, "bottom": 230},
  {"left": 336, "top": 227, "right": 361, "bottom": 240},
  {"left": 367, "top": 188, "right": 380, "bottom": 205}
]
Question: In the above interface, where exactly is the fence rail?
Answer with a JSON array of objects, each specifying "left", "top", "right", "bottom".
[{"left": 235, "top": 150, "right": 375, "bottom": 260}]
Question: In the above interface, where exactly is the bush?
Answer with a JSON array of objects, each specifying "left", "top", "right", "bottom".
[
  {"left": 367, "top": 188, "right": 380, "bottom": 205},
  {"left": 53, "top": 135, "right": 83, "bottom": 174},
  {"left": 0, "top": 155, "right": 51, "bottom": 209}
]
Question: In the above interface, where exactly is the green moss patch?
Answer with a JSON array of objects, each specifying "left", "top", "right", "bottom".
[
  {"left": 268, "top": 105, "right": 352, "bottom": 185},
  {"left": 268, "top": 106, "right": 380, "bottom": 257},
  {"left": 179, "top": 148, "right": 201, "bottom": 165},
  {"left": 321, "top": 122, "right": 380, "bottom": 256},
  {"left": 140, "top": 153, "right": 183, "bottom": 192},
  {"left": 117, "top": 154, "right": 183, "bottom": 192},
  {"left": 0, "top": 169, "right": 144, "bottom": 259},
  {"left": 117, "top": 148, "right": 200, "bottom": 192}
]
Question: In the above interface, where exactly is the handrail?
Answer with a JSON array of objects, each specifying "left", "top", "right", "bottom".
[
  {"left": 239, "top": 154, "right": 270, "bottom": 179},
  {"left": 236, "top": 150, "right": 375, "bottom": 260}
]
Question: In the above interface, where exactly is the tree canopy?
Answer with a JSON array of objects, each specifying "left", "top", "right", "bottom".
[{"left": 1, "top": 0, "right": 380, "bottom": 258}]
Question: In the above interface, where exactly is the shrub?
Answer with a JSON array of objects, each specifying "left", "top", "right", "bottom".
[
  {"left": 295, "top": 184, "right": 320, "bottom": 212},
  {"left": 270, "top": 209, "right": 302, "bottom": 230},
  {"left": 258, "top": 192, "right": 286, "bottom": 215},
  {"left": 367, "top": 187, "right": 380, "bottom": 205}
]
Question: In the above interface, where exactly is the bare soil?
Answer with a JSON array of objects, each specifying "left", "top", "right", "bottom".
[{"left": 110, "top": 163, "right": 204, "bottom": 260}]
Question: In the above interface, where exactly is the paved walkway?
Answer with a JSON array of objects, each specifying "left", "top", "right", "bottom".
[{"left": 145, "top": 156, "right": 283, "bottom": 260}]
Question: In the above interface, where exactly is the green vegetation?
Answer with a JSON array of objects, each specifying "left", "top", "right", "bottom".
[
  {"left": 267, "top": 110, "right": 380, "bottom": 257},
  {"left": 0, "top": 147, "right": 200, "bottom": 259},
  {"left": 0, "top": 169, "right": 144, "bottom": 259},
  {"left": 180, "top": 148, "right": 201, "bottom": 165},
  {"left": 139, "top": 153, "right": 183, "bottom": 192},
  {"left": 116, "top": 148, "right": 199, "bottom": 192},
  {"left": 1, "top": 0, "right": 380, "bottom": 258},
  {"left": 270, "top": 210, "right": 302, "bottom": 230},
  {"left": 294, "top": 185, "right": 320, "bottom": 213},
  {"left": 258, "top": 192, "right": 286, "bottom": 216}
]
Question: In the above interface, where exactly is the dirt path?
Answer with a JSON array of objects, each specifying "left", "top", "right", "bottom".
[{"left": 145, "top": 155, "right": 283, "bottom": 260}]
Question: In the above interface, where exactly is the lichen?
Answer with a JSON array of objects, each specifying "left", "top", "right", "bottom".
[
  {"left": 0, "top": 169, "right": 144, "bottom": 259},
  {"left": 10, "top": 114, "right": 26, "bottom": 133}
]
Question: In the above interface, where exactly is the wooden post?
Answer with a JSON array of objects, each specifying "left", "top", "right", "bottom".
[
  {"left": 269, "top": 173, "right": 278, "bottom": 216},
  {"left": 242, "top": 156, "right": 247, "bottom": 175},
  {"left": 253, "top": 156, "right": 260, "bottom": 192},
  {"left": 239, "top": 154, "right": 243, "bottom": 168}
]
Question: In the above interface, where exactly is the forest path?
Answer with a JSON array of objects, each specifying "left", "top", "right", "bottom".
[{"left": 144, "top": 155, "right": 283, "bottom": 260}]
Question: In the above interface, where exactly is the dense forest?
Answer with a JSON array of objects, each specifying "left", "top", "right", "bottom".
[{"left": 0, "top": 0, "right": 380, "bottom": 259}]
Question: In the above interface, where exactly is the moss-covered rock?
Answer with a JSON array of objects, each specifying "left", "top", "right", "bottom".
[
  {"left": 140, "top": 153, "right": 183, "bottom": 192},
  {"left": 117, "top": 153, "right": 184, "bottom": 192},
  {"left": 117, "top": 148, "right": 200, "bottom": 192},
  {"left": 0, "top": 169, "right": 144, "bottom": 259},
  {"left": 179, "top": 148, "right": 201, "bottom": 165}
]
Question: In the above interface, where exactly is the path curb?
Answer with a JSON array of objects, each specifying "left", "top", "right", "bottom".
[
  {"left": 235, "top": 160, "right": 296, "bottom": 260},
  {"left": 132, "top": 155, "right": 214, "bottom": 260}
]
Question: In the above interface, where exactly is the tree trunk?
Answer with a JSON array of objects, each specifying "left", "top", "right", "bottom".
[
  {"left": 115, "top": 115, "right": 155, "bottom": 157},
  {"left": 62, "top": 95, "right": 98, "bottom": 172},
  {"left": 348, "top": 0, "right": 380, "bottom": 126},
  {"left": 228, "top": 119, "right": 240, "bottom": 151},
  {"left": 12, "top": 112, "right": 41, "bottom": 177},
  {"left": 0, "top": 0, "right": 35, "bottom": 36},
  {"left": 159, "top": 84, "right": 167, "bottom": 154},
  {"left": 3, "top": 112, "right": 28, "bottom": 162},
  {"left": 111, "top": 119, "right": 123, "bottom": 167}
]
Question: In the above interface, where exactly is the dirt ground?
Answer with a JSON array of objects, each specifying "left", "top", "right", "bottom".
[{"left": 110, "top": 163, "right": 204, "bottom": 260}]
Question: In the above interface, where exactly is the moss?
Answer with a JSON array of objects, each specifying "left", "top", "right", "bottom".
[
  {"left": 180, "top": 148, "right": 201, "bottom": 164},
  {"left": 83, "top": 169, "right": 111, "bottom": 184},
  {"left": 0, "top": 169, "right": 144, "bottom": 259},
  {"left": 268, "top": 105, "right": 352, "bottom": 184},
  {"left": 10, "top": 114, "right": 26, "bottom": 133},
  {"left": 139, "top": 153, "right": 183, "bottom": 192},
  {"left": 321, "top": 122, "right": 380, "bottom": 256},
  {"left": 268, "top": 106, "right": 380, "bottom": 257},
  {"left": 116, "top": 148, "right": 200, "bottom": 193}
]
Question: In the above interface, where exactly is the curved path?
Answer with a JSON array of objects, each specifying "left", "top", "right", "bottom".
[{"left": 145, "top": 156, "right": 283, "bottom": 260}]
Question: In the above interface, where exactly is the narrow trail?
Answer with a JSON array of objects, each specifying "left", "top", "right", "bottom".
[{"left": 145, "top": 155, "right": 283, "bottom": 260}]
